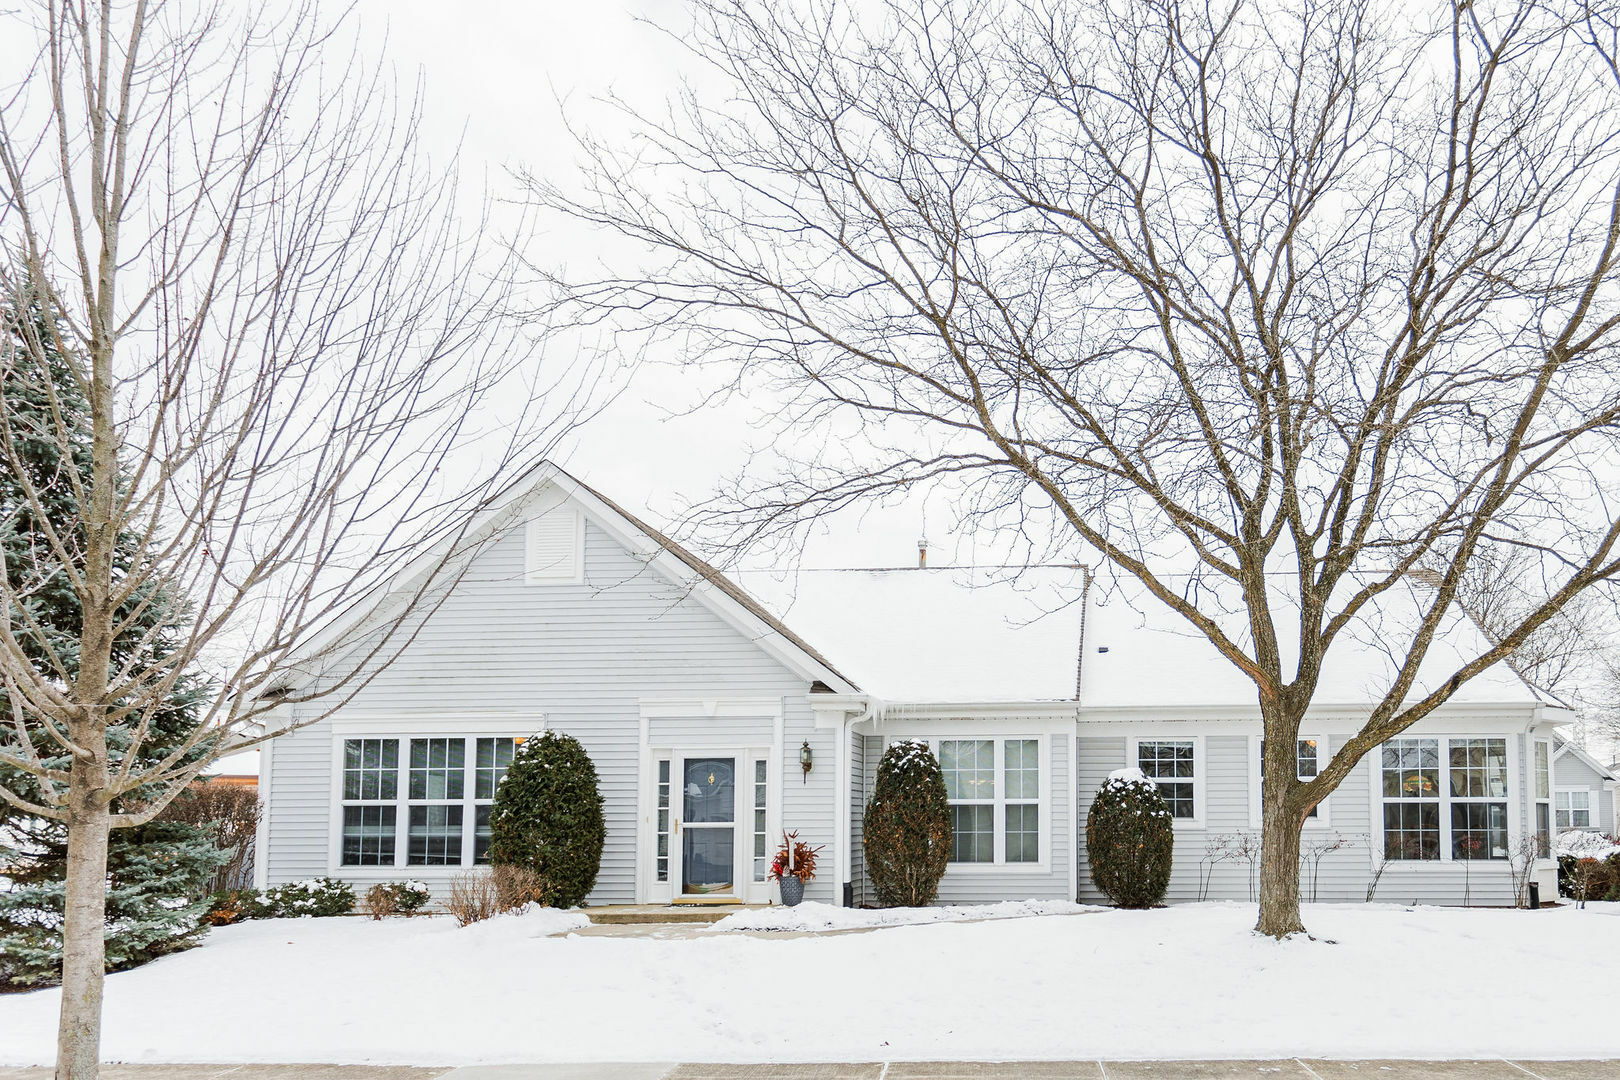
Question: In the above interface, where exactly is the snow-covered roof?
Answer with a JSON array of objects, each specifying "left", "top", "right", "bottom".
[
  {"left": 732, "top": 567, "right": 1087, "bottom": 702},
  {"left": 734, "top": 565, "right": 1549, "bottom": 711},
  {"left": 1078, "top": 575, "right": 1551, "bottom": 710}
]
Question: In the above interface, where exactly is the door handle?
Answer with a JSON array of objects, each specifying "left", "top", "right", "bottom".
[{"left": 674, "top": 819, "right": 680, "bottom": 834}]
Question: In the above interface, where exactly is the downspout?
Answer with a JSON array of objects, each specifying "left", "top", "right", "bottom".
[
  {"left": 1071, "top": 566, "right": 1093, "bottom": 903},
  {"left": 838, "top": 695, "right": 885, "bottom": 908}
]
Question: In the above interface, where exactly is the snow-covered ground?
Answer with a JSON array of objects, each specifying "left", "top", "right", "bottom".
[
  {"left": 1, "top": 902, "right": 1616, "bottom": 1065},
  {"left": 712, "top": 899, "right": 1095, "bottom": 931}
]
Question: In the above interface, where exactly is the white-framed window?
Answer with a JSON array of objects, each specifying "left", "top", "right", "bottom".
[
  {"left": 920, "top": 736, "right": 1045, "bottom": 867},
  {"left": 338, "top": 734, "right": 523, "bottom": 868},
  {"left": 1251, "top": 736, "right": 1329, "bottom": 827},
  {"left": 1556, "top": 789, "right": 1595, "bottom": 830},
  {"left": 1534, "top": 740, "right": 1552, "bottom": 857},
  {"left": 1379, "top": 737, "right": 1510, "bottom": 862},
  {"left": 1133, "top": 737, "right": 1200, "bottom": 823},
  {"left": 752, "top": 757, "right": 770, "bottom": 882}
]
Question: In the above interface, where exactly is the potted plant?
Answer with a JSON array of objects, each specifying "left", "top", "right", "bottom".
[{"left": 769, "top": 830, "right": 824, "bottom": 906}]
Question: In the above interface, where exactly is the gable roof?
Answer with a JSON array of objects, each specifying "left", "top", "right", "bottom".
[{"left": 276, "top": 461, "right": 857, "bottom": 694}]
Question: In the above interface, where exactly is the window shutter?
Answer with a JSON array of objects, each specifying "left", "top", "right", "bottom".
[{"left": 524, "top": 508, "right": 582, "bottom": 584}]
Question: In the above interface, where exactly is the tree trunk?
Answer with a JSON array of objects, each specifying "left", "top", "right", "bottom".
[
  {"left": 1255, "top": 726, "right": 1307, "bottom": 938},
  {"left": 56, "top": 749, "right": 110, "bottom": 1080}
]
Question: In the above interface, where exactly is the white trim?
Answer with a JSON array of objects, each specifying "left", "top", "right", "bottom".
[
  {"left": 1127, "top": 734, "right": 1206, "bottom": 829},
  {"left": 254, "top": 736, "right": 273, "bottom": 891},
  {"left": 1555, "top": 787, "right": 1600, "bottom": 831},
  {"left": 1372, "top": 734, "right": 1520, "bottom": 864},
  {"left": 1066, "top": 730, "right": 1080, "bottom": 902},
  {"left": 900, "top": 734, "right": 1053, "bottom": 873}
]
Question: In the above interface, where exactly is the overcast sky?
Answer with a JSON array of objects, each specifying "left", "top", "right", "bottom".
[{"left": 341, "top": 0, "right": 959, "bottom": 572}]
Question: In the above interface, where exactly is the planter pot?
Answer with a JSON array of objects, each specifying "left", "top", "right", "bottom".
[{"left": 778, "top": 876, "right": 805, "bottom": 907}]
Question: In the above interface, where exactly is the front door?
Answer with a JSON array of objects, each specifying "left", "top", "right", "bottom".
[{"left": 679, "top": 755, "right": 737, "bottom": 896}]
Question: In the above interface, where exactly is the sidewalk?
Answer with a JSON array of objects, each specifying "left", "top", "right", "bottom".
[{"left": 3, "top": 1062, "right": 1618, "bottom": 1079}]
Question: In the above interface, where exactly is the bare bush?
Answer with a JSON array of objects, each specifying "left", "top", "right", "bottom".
[
  {"left": 444, "top": 872, "right": 504, "bottom": 927},
  {"left": 492, "top": 865, "right": 547, "bottom": 911},
  {"left": 157, "top": 781, "right": 260, "bottom": 894}
]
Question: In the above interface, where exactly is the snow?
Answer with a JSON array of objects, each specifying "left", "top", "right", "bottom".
[
  {"left": 1105, "top": 767, "right": 1149, "bottom": 783},
  {"left": 2, "top": 902, "right": 1618, "bottom": 1065},
  {"left": 1556, "top": 830, "right": 1620, "bottom": 860},
  {"left": 711, "top": 899, "right": 1096, "bottom": 932}
]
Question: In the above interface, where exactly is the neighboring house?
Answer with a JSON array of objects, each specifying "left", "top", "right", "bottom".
[
  {"left": 256, "top": 463, "right": 1572, "bottom": 907},
  {"left": 1549, "top": 742, "right": 1618, "bottom": 837}
]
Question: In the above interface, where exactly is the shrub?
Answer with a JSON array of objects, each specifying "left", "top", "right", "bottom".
[
  {"left": 491, "top": 864, "right": 547, "bottom": 911},
  {"left": 157, "top": 779, "right": 261, "bottom": 893},
  {"left": 261, "top": 877, "right": 355, "bottom": 918},
  {"left": 487, "top": 730, "right": 606, "bottom": 907},
  {"left": 863, "top": 739, "right": 952, "bottom": 907},
  {"left": 445, "top": 871, "right": 503, "bottom": 926},
  {"left": 1556, "top": 832, "right": 1620, "bottom": 903},
  {"left": 365, "top": 881, "right": 432, "bottom": 920},
  {"left": 204, "top": 888, "right": 273, "bottom": 926},
  {"left": 1087, "top": 767, "right": 1174, "bottom": 908}
]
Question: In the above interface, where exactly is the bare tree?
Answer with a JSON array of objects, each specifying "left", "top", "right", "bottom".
[
  {"left": 534, "top": 0, "right": 1620, "bottom": 940},
  {"left": 0, "top": 2, "right": 601, "bottom": 1075}
]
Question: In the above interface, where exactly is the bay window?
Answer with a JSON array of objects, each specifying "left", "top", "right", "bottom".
[
  {"left": 933, "top": 737, "right": 1043, "bottom": 866},
  {"left": 338, "top": 734, "right": 523, "bottom": 868},
  {"left": 1380, "top": 737, "right": 1510, "bottom": 861}
]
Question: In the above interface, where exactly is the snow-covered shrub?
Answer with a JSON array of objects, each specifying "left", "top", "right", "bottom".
[
  {"left": 365, "top": 881, "right": 432, "bottom": 919},
  {"left": 863, "top": 739, "right": 952, "bottom": 907},
  {"left": 487, "top": 731, "right": 605, "bottom": 908},
  {"left": 1086, "top": 767, "right": 1174, "bottom": 908},
  {"left": 204, "top": 888, "right": 273, "bottom": 925},
  {"left": 262, "top": 877, "right": 355, "bottom": 918},
  {"left": 1555, "top": 832, "right": 1620, "bottom": 902}
]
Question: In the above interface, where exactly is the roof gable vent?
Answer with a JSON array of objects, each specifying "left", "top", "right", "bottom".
[{"left": 524, "top": 507, "right": 583, "bottom": 585}]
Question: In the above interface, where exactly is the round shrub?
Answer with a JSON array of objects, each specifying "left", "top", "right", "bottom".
[
  {"left": 488, "top": 730, "right": 606, "bottom": 907},
  {"left": 1086, "top": 768, "right": 1174, "bottom": 908},
  {"left": 863, "top": 739, "right": 952, "bottom": 907}
]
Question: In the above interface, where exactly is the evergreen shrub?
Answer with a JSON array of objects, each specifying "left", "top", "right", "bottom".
[
  {"left": 1086, "top": 768, "right": 1174, "bottom": 908},
  {"left": 863, "top": 739, "right": 952, "bottom": 907},
  {"left": 364, "top": 881, "right": 432, "bottom": 919},
  {"left": 204, "top": 888, "right": 271, "bottom": 926},
  {"left": 487, "top": 731, "right": 606, "bottom": 907},
  {"left": 261, "top": 877, "right": 355, "bottom": 918}
]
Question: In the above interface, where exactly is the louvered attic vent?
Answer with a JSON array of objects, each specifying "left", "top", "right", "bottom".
[{"left": 524, "top": 507, "right": 583, "bottom": 584}]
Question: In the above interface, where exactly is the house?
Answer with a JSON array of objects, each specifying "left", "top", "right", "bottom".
[{"left": 255, "top": 463, "right": 1574, "bottom": 908}]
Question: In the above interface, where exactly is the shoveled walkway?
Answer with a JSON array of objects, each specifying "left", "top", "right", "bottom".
[{"left": 3, "top": 1062, "right": 1618, "bottom": 1078}]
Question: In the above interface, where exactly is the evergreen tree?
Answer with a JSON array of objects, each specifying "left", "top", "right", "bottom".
[
  {"left": 487, "top": 731, "right": 606, "bottom": 907},
  {"left": 0, "top": 287, "right": 223, "bottom": 989},
  {"left": 1086, "top": 769, "right": 1174, "bottom": 909},
  {"left": 863, "top": 739, "right": 952, "bottom": 907}
]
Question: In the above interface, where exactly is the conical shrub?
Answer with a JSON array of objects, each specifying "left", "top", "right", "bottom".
[
  {"left": 863, "top": 739, "right": 952, "bottom": 907},
  {"left": 487, "top": 731, "right": 605, "bottom": 907}
]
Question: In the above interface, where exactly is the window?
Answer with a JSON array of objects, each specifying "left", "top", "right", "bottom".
[
  {"left": 474, "top": 737, "right": 519, "bottom": 863},
  {"left": 1254, "top": 737, "right": 1326, "bottom": 824},
  {"left": 934, "top": 737, "right": 1043, "bottom": 865},
  {"left": 1556, "top": 790, "right": 1594, "bottom": 830},
  {"left": 1381, "top": 739, "right": 1440, "bottom": 860},
  {"left": 1534, "top": 741, "right": 1552, "bottom": 857},
  {"left": 338, "top": 734, "right": 526, "bottom": 869},
  {"left": 752, "top": 759, "right": 769, "bottom": 881},
  {"left": 1138, "top": 740, "right": 1196, "bottom": 820},
  {"left": 341, "top": 739, "right": 398, "bottom": 866},
  {"left": 1380, "top": 737, "right": 1511, "bottom": 862},
  {"left": 655, "top": 758, "right": 672, "bottom": 883}
]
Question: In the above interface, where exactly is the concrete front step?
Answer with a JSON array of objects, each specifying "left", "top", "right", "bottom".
[{"left": 584, "top": 904, "right": 769, "bottom": 925}]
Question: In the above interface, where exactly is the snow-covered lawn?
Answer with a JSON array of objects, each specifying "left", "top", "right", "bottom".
[
  {"left": 1, "top": 902, "right": 1617, "bottom": 1066},
  {"left": 712, "top": 898, "right": 1096, "bottom": 931}
]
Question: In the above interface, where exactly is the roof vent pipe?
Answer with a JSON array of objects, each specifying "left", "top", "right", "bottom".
[{"left": 918, "top": 537, "right": 928, "bottom": 568}]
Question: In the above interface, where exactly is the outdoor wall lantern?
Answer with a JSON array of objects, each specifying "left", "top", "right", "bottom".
[{"left": 799, "top": 739, "right": 813, "bottom": 782}]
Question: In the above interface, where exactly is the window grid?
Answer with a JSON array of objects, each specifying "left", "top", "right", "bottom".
[
  {"left": 1259, "top": 738, "right": 1323, "bottom": 821},
  {"left": 341, "top": 739, "right": 399, "bottom": 867},
  {"left": 1448, "top": 739, "right": 1508, "bottom": 860},
  {"left": 473, "top": 737, "right": 519, "bottom": 864},
  {"left": 408, "top": 804, "right": 463, "bottom": 866},
  {"left": 752, "top": 759, "right": 768, "bottom": 882},
  {"left": 1138, "top": 740, "right": 1195, "bottom": 820},
  {"left": 1381, "top": 738, "right": 1515, "bottom": 862},
  {"left": 1382, "top": 739, "right": 1440, "bottom": 860},
  {"left": 343, "top": 738, "right": 398, "bottom": 801},
  {"left": 341, "top": 805, "right": 396, "bottom": 866},
  {"left": 1556, "top": 790, "right": 1593, "bottom": 830},
  {"left": 936, "top": 738, "right": 1040, "bottom": 866},
  {"left": 656, "top": 759, "right": 671, "bottom": 883},
  {"left": 1534, "top": 741, "right": 1552, "bottom": 857}
]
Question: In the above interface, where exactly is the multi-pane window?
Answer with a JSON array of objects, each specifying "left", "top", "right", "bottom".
[
  {"left": 1449, "top": 739, "right": 1508, "bottom": 860},
  {"left": 941, "top": 739, "right": 995, "bottom": 863},
  {"left": 474, "top": 737, "right": 519, "bottom": 863},
  {"left": 655, "top": 758, "right": 672, "bottom": 883},
  {"left": 1382, "top": 739, "right": 1441, "bottom": 860},
  {"left": 1382, "top": 737, "right": 1514, "bottom": 862},
  {"left": 1557, "top": 790, "right": 1594, "bottom": 830},
  {"left": 1257, "top": 737, "right": 1324, "bottom": 821},
  {"left": 341, "top": 739, "right": 398, "bottom": 866},
  {"left": 752, "top": 759, "right": 769, "bottom": 882},
  {"left": 935, "top": 738, "right": 1041, "bottom": 865},
  {"left": 338, "top": 734, "right": 525, "bottom": 868},
  {"left": 1534, "top": 741, "right": 1552, "bottom": 857},
  {"left": 1138, "top": 740, "right": 1196, "bottom": 819}
]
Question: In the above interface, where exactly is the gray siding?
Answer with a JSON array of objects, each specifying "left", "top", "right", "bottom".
[
  {"left": 263, "top": 517, "right": 835, "bottom": 904},
  {"left": 1555, "top": 746, "right": 1616, "bottom": 835}
]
